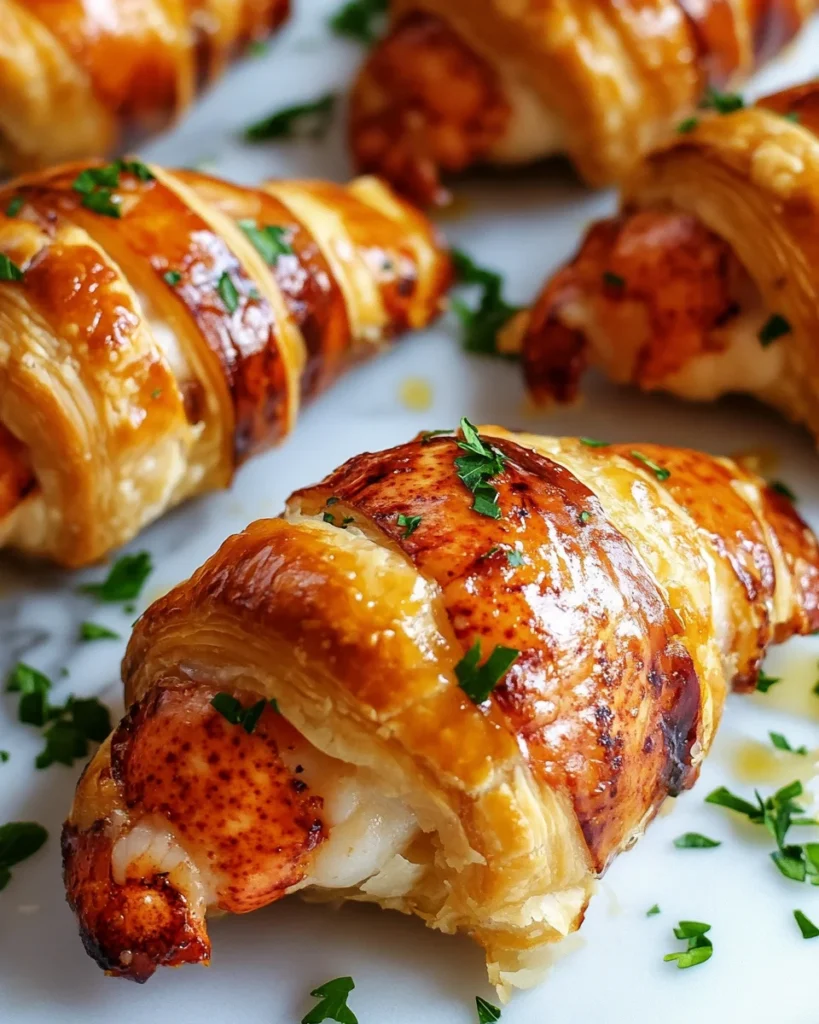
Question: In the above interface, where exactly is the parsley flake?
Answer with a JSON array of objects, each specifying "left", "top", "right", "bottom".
[
  {"left": 79, "top": 622, "right": 121, "bottom": 642},
  {"left": 0, "top": 821, "right": 48, "bottom": 891},
  {"left": 673, "top": 832, "right": 721, "bottom": 849},
  {"left": 630, "top": 451, "right": 670, "bottom": 481},
  {"left": 6, "top": 663, "right": 52, "bottom": 727},
  {"left": 677, "top": 117, "right": 699, "bottom": 134},
  {"left": 506, "top": 549, "right": 524, "bottom": 567},
  {"left": 420, "top": 428, "right": 452, "bottom": 443},
  {"left": 163, "top": 269, "right": 182, "bottom": 286},
  {"left": 770, "top": 731, "right": 808, "bottom": 755},
  {"left": 646, "top": 904, "right": 661, "bottom": 917},
  {"left": 36, "top": 697, "right": 111, "bottom": 769},
  {"left": 579, "top": 437, "right": 608, "bottom": 448},
  {"left": 794, "top": 909, "right": 819, "bottom": 939},
  {"left": 79, "top": 551, "right": 152, "bottom": 602},
  {"left": 756, "top": 670, "right": 781, "bottom": 693},
  {"left": 301, "top": 976, "right": 358, "bottom": 1024},
  {"left": 238, "top": 220, "right": 294, "bottom": 264},
  {"left": 769, "top": 479, "right": 796, "bottom": 502},
  {"left": 0, "top": 751, "right": 8, "bottom": 763},
  {"left": 217, "top": 271, "right": 239, "bottom": 314},
  {"left": 0, "top": 254, "right": 23, "bottom": 281},
  {"left": 210, "top": 693, "right": 274, "bottom": 734},
  {"left": 244, "top": 94, "right": 336, "bottom": 142},
  {"left": 759, "top": 313, "right": 791, "bottom": 346},
  {"left": 455, "top": 639, "right": 519, "bottom": 704},
  {"left": 664, "top": 921, "right": 713, "bottom": 969},
  {"left": 700, "top": 87, "right": 745, "bottom": 114},
  {"left": 455, "top": 418, "right": 507, "bottom": 519},
  {"left": 602, "top": 271, "right": 625, "bottom": 290},
  {"left": 450, "top": 248, "right": 521, "bottom": 359},
  {"left": 579, "top": 510, "right": 592, "bottom": 524},
  {"left": 476, "top": 996, "right": 502, "bottom": 1023},
  {"left": 397, "top": 513, "right": 421, "bottom": 539},
  {"left": 329, "top": 0, "right": 388, "bottom": 44},
  {"left": 5, "top": 195, "right": 24, "bottom": 218}
]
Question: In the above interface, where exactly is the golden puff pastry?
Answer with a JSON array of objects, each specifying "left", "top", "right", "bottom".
[
  {"left": 0, "top": 161, "right": 450, "bottom": 567},
  {"left": 348, "top": 0, "right": 818, "bottom": 204},
  {"left": 521, "top": 81, "right": 819, "bottom": 449},
  {"left": 63, "top": 425, "right": 819, "bottom": 992},
  {"left": 0, "top": 0, "right": 291, "bottom": 172}
]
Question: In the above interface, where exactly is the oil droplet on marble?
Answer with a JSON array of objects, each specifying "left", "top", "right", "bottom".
[
  {"left": 726, "top": 737, "right": 818, "bottom": 786},
  {"left": 398, "top": 377, "right": 433, "bottom": 412}
]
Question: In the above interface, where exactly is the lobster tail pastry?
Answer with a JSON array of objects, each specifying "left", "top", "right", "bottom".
[
  {"left": 63, "top": 427, "right": 819, "bottom": 992},
  {"left": 0, "top": 0, "right": 291, "bottom": 172},
  {"left": 348, "top": 0, "right": 818, "bottom": 204},
  {"left": 521, "top": 81, "right": 819, "bottom": 448},
  {"left": 0, "top": 162, "right": 450, "bottom": 566}
]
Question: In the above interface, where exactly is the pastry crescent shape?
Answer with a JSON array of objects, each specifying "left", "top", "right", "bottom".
[
  {"left": 62, "top": 425, "right": 819, "bottom": 992},
  {"left": 0, "top": 0, "right": 290, "bottom": 171},
  {"left": 0, "top": 162, "right": 451, "bottom": 566},
  {"left": 348, "top": 0, "right": 818, "bottom": 203},
  {"left": 521, "top": 80, "right": 819, "bottom": 448}
]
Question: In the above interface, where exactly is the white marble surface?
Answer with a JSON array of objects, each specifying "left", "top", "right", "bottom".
[{"left": 2, "top": 4, "right": 819, "bottom": 1022}]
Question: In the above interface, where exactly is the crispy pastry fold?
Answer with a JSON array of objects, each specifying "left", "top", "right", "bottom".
[
  {"left": 63, "top": 427, "right": 819, "bottom": 991},
  {"left": 349, "top": 0, "right": 818, "bottom": 203},
  {"left": 521, "top": 81, "right": 819, "bottom": 447},
  {"left": 0, "top": 0, "right": 291, "bottom": 172},
  {"left": 0, "top": 162, "right": 450, "bottom": 565}
]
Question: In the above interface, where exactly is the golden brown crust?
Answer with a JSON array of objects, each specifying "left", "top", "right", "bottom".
[
  {"left": 0, "top": 163, "right": 450, "bottom": 565},
  {"left": 523, "top": 78, "right": 819, "bottom": 449},
  {"left": 64, "top": 427, "right": 819, "bottom": 986},
  {"left": 349, "top": 1, "right": 817, "bottom": 201},
  {"left": 0, "top": 0, "right": 290, "bottom": 171}
]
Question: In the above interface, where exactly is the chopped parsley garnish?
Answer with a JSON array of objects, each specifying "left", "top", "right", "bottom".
[
  {"left": 794, "top": 909, "right": 819, "bottom": 939},
  {"left": 673, "top": 832, "right": 721, "bottom": 849},
  {"left": 0, "top": 254, "right": 23, "bottom": 281},
  {"left": 329, "top": 0, "right": 388, "bottom": 44},
  {"left": 455, "top": 640, "right": 519, "bottom": 705},
  {"left": 476, "top": 996, "right": 502, "bottom": 1023},
  {"left": 248, "top": 39, "right": 269, "bottom": 57},
  {"left": 450, "top": 248, "right": 522, "bottom": 358},
  {"left": 579, "top": 510, "right": 592, "bottom": 524},
  {"left": 244, "top": 93, "right": 337, "bottom": 142},
  {"left": 397, "top": 513, "right": 421, "bottom": 539},
  {"left": 769, "top": 731, "right": 807, "bottom": 755},
  {"left": 163, "top": 269, "right": 182, "bottom": 286},
  {"left": 5, "top": 195, "right": 24, "bottom": 218},
  {"left": 646, "top": 904, "right": 661, "bottom": 917},
  {"left": 506, "top": 549, "right": 524, "bottom": 567},
  {"left": 79, "top": 621, "right": 121, "bottom": 642},
  {"left": 759, "top": 313, "right": 791, "bottom": 346},
  {"left": 217, "top": 271, "right": 240, "bottom": 314},
  {"left": 700, "top": 87, "right": 745, "bottom": 114},
  {"left": 210, "top": 693, "right": 274, "bottom": 734},
  {"left": 706, "top": 781, "right": 819, "bottom": 883},
  {"left": 579, "top": 437, "right": 608, "bottom": 448},
  {"left": 326, "top": 496, "right": 340, "bottom": 506},
  {"left": 79, "top": 551, "right": 152, "bottom": 602},
  {"left": 238, "top": 220, "right": 293, "bottom": 264},
  {"left": 630, "top": 450, "right": 670, "bottom": 481},
  {"left": 769, "top": 479, "right": 796, "bottom": 501},
  {"left": 7, "top": 663, "right": 112, "bottom": 768},
  {"left": 783, "top": 111, "right": 801, "bottom": 124},
  {"left": 455, "top": 418, "right": 507, "bottom": 519},
  {"left": 79, "top": 190, "right": 121, "bottom": 218},
  {"left": 6, "top": 663, "right": 52, "bottom": 727},
  {"left": 756, "top": 670, "right": 781, "bottom": 693},
  {"left": 0, "top": 752, "right": 8, "bottom": 763},
  {"left": 36, "top": 696, "right": 111, "bottom": 769},
  {"left": 0, "top": 821, "right": 48, "bottom": 891},
  {"left": 420, "top": 428, "right": 452, "bottom": 443},
  {"left": 323, "top": 512, "right": 354, "bottom": 528},
  {"left": 602, "top": 271, "right": 625, "bottom": 290},
  {"left": 301, "top": 976, "right": 358, "bottom": 1024},
  {"left": 151, "top": 388, "right": 163, "bottom": 399},
  {"left": 677, "top": 117, "right": 699, "bottom": 134},
  {"left": 664, "top": 921, "right": 713, "bottom": 969}
]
